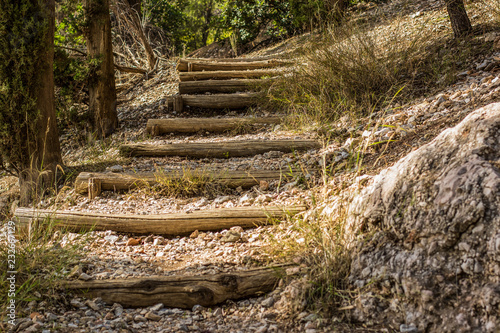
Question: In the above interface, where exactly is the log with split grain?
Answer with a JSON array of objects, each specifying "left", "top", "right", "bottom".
[
  {"left": 165, "top": 93, "right": 262, "bottom": 110},
  {"left": 64, "top": 265, "right": 296, "bottom": 308},
  {"left": 146, "top": 117, "right": 280, "bottom": 135},
  {"left": 179, "top": 70, "right": 282, "bottom": 82},
  {"left": 176, "top": 58, "right": 292, "bottom": 72},
  {"left": 14, "top": 206, "right": 306, "bottom": 236},
  {"left": 119, "top": 139, "right": 321, "bottom": 158},
  {"left": 74, "top": 168, "right": 302, "bottom": 195},
  {"left": 178, "top": 79, "right": 266, "bottom": 94}
]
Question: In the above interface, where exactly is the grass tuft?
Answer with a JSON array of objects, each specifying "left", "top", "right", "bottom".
[
  {"left": 0, "top": 216, "right": 82, "bottom": 320},
  {"left": 267, "top": 13, "right": 496, "bottom": 129}
]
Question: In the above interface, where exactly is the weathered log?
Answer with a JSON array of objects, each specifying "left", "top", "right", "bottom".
[
  {"left": 146, "top": 117, "right": 280, "bottom": 135},
  {"left": 119, "top": 139, "right": 321, "bottom": 158},
  {"left": 177, "top": 58, "right": 292, "bottom": 72},
  {"left": 64, "top": 265, "right": 295, "bottom": 308},
  {"left": 167, "top": 93, "right": 262, "bottom": 110},
  {"left": 178, "top": 79, "right": 266, "bottom": 94},
  {"left": 14, "top": 206, "right": 306, "bottom": 236},
  {"left": 179, "top": 70, "right": 283, "bottom": 82},
  {"left": 74, "top": 168, "right": 301, "bottom": 195}
]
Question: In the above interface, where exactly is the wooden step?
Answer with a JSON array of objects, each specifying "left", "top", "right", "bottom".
[
  {"left": 178, "top": 79, "right": 267, "bottom": 94},
  {"left": 14, "top": 206, "right": 306, "bottom": 236},
  {"left": 75, "top": 168, "right": 303, "bottom": 196},
  {"left": 146, "top": 117, "right": 280, "bottom": 135},
  {"left": 177, "top": 58, "right": 292, "bottom": 72},
  {"left": 64, "top": 265, "right": 296, "bottom": 308},
  {"left": 119, "top": 139, "right": 321, "bottom": 158},
  {"left": 166, "top": 93, "right": 262, "bottom": 111},
  {"left": 179, "top": 70, "right": 283, "bottom": 82}
]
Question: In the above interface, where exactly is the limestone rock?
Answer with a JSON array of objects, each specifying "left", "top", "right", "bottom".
[{"left": 346, "top": 102, "right": 500, "bottom": 332}]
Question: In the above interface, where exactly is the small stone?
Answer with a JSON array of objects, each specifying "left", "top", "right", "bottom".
[
  {"left": 400, "top": 324, "right": 418, "bottom": 333},
  {"left": 134, "top": 315, "right": 147, "bottom": 322},
  {"left": 109, "top": 165, "right": 124, "bottom": 172},
  {"left": 112, "top": 318, "right": 128, "bottom": 329},
  {"left": 150, "top": 303, "right": 164, "bottom": 311},
  {"left": 190, "top": 230, "right": 199, "bottom": 239},
  {"left": 70, "top": 299, "right": 85, "bottom": 308},
  {"left": 214, "top": 196, "right": 231, "bottom": 204},
  {"left": 30, "top": 312, "right": 44, "bottom": 322},
  {"left": 305, "top": 321, "right": 316, "bottom": 329},
  {"left": 126, "top": 238, "right": 141, "bottom": 246},
  {"left": 192, "top": 304, "right": 204, "bottom": 313},
  {"left": 45, "top": 313, "right": 58, "bottom": 322},
  {"left": 85, "top": 300, "right": 100, "bottom": 311},
  {"left": 145, "top": 311, "right": 162, "bottom": 321},
  {"left": 104, "top": 235, "right": 119, "bottom": 244},
  {"left": 114, "top": 306, "right": 123, "bottom": 317},
  {"left": 104, "top": 312, "right": 114, "bottom": 320},
  {"left": 474, "top": 261, "right": 484, "bottom": 273},
  {"left": 261, "top": 297, "right": 275, "bottom": 308},
  {"left": 230, "top": 226, "right": 244, "bottom": 233},
  {"left": 259, "top": 180, "right": 270, "bottom": 191},
  {"left": 213, "top": 308, "right": 223, "bottom": 317},
  {"left": 78, "top": 273, "right": 92, "bottom": 281},
  {"left": 178, "top": 324, "right": 189, "bottom": 332},
  {"left": 221, "top": 230, "right": 241, "bottom": 243}
]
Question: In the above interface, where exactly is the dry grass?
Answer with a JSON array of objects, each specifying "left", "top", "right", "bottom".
[
  {"left": 142, "top": 168, "right": 229, "bottom": 199},
  {"left": 0, "top": 218, "right": 83, "bottom": 319},
  {"left": 266, "top": 5, "right": 498, "bottom": 130}
]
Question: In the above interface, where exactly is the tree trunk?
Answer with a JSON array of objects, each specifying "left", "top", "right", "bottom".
[
  {"left": 86, "top": 0, "right": 118, "bottom": 138},
  {"left": 20, "top": 0, "right": 63, "bottom": 206},
  {"left": 445, "top": 0, "right": 472, "bottom": 38}
]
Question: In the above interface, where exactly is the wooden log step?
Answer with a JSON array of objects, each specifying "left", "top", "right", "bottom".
[
  {"left": 74, "top": 168, "right": 301, "bottom": 195},
  {"left": 179, "top": 70, "right": 283, "bottom": 82},
  {"left": 146, "top": 117, "right": 280, "bottom": 135},
  {"left": 178, "top": 79, "right": 266, "bottom": 94},
  {"left": 64, "top": 265, "right": 295, "bottom": 308},
  {"left": 177, "top": 58, "right": 292, "bottom": 72},
  {"left": 181, "top": 93, "right": 261, "bottom": 110},
  {"left": 14, "top": 206, "right": 306, "bottom": 236},
  {"left": 178, "top": 56, "right": 281, "bottom": 64},
  {"left": 119, "top": 139, "right": 321, "bottom": 158},
  {"left": 164, "top": 93, "right": 262, "bottom": 111}
]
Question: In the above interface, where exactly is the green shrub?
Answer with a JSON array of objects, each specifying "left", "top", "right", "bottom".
[{"left": 0, "top": 0, "right": 48, "bottom": 173}]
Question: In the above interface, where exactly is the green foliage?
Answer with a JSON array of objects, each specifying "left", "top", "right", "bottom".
[
  {"left": 145, "top": 0, "right": 221, "bottom": 52},
  {"left": 0, "top": 0, "right": 48, "bottom": 173},
  {"left": 53, "top": 48, "right": 90, "bottom": 127},
  {"left": 55, "top": 0, "right": 85, "bottom": 47},
  {"left": 144, "top": 0, "right": 345, "bottom": 54},
  {"left": 219, "top": 0, "right": 293, "bottom": 44}
]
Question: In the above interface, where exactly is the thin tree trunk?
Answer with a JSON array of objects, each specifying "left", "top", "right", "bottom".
[
  {"left": 86, "top": 0, "right": 118, "bottom": 138},
  {"left": 445, "top": 0, "right": 472, "bottom": 38},
  {"left": 20, "top": 0, "right": 63, "bottom": 205}
]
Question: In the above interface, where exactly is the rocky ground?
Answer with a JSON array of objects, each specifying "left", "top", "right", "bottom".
[{"left": 1, "top": 0, "right": 500, "bottom": 332}]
